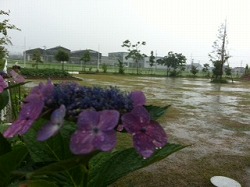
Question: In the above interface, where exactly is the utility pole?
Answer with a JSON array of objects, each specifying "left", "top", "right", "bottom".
[
  {"left": 23, "top": 37, "right": 26, "bottom": 67},
  {"left": 97, "top": 44, "right": 100, "bottom": 71}
]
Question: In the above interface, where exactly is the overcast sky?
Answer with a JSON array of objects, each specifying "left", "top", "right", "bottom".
[{"left": 2, "top": 0, "right": 250, "bottom": 67}]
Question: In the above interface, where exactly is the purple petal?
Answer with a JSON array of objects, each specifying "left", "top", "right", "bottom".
[
  {"left": 50, "top": 105, "right": 66, "bottom": 124},
  {"left": 20, "top": 94, "right": 44, "bottom": 120},
  {"left": 37, "top": 122, "right": 60, "bottom": 141},
  {"left": 93, "top": 131, "right": 117, "bottom": 152},
  {"left": 37, "top": 105, "right": 66, "bottom": 141},
  {"left": 130, "top": 106, "right": 150, "bottom": 122},
  {"left": 3, "top": 119, "right": 34, "bottom": 138},
  {"left": 31, "top": 80, "right": 54, "bottom": 100},
  {"left": 98, "top": 110, "right": 119, "bottom": 131},
  {"left": 0, "top": 75, "right": 7, "bottom": 93},
  {"left": 130, "top": 91, "right": 146, "bottom": 107},
  {"left": 122, "top": 106, "right": 150, "bottom": 133},
  {"left": 121, "top": 113, "right": 142, "bottom": 133},
  {"left": 9, "top": 70, "right": 25, "bottom": 83},
  {"left": 40, "top": 80, "right": 54, "bottom": 99},
  {"left": 77, "top": 110, "right": 99, "bottom": 130},
  {"left": 145, "top": 121, "right": 168, "bottom": 148},
  {"left": 70, "top": 130, "right": 95, "bottom": 154},
  {"left": 133, "top": 133, "right": 156, "bottom": 158}
]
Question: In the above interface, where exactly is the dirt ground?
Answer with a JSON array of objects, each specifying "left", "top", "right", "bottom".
[{"left": 28, "top": 75, "right": 250, "bottom": 186}]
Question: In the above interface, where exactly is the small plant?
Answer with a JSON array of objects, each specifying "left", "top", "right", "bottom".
[
  {"left": 118, "top": 59, "right": 125, "bottom": 74},
  {"left": 102, "top": 63, "right": 108, "bottom": 73},
  {"left": 21, "top": 68, "right": 71, "bottom": 78}
]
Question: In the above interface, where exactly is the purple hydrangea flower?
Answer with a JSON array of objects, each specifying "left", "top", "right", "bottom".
[
  {"left": 121, "top": 106, "right": 167, "bottom": 158},
  {"left": 9, "top": 70, "right": 25, "bottom": 83},
  {"left": 31, "top": 80, "right": 54, "bottom": 105},
  {"left": 70, "top": 110, "right": 119, "bottom": 155},
  {"left": 129, "top": 91, "right": 146, "bottom": 107},
  {"left": 0, "top": 75, "right": 7, "bottom": 93},
  {"left": 37, "top": 105, "right": 66, "bottom": 141},
  {"left": 3, "top": 94, "right": 44, "bottom": 138},
  {"left": 3, "top": 80, "right": 54, "bottom": 138}
]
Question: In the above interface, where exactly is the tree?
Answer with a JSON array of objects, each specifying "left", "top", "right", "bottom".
[
  {"left": 0, "top": 10, "right": 20, "bottom": 70},
  {"left": 32, "top": 50, "right": 43, "bottom": 69},
  {"left": 245, "top": 64, "right": 249, "bottom": 75},
  {"left": 190, "top": 65, "right": 199, "bottom": 77},
  {"left": 55, "top": 50, "right": 69, "bottom": 71},
  {"left": 149, "top": 51, "right": 155, "bottom": 74},
  {"left": 80, "top": 50, "right": 91, "bottom": 71},
  {"left": 121, "top": 40, "right": 146, "bottom": 75},
  {"left": 225, "top": 65, "right": 232, "bottom": 77},
  {"left": 157, "top": 51, "right": 186, "bottom": 77},
  {"left": 202, "top": 63, "right": 210, "bottom": 77},
  {"left": 209, "top": 21, "right": 230, "bottom": 80},
  {"left": 118, "top": 59, "right": 125, "bottom": 74}
]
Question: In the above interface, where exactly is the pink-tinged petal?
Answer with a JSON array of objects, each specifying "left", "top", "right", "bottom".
[
  {"left": 130, "top": 91, "right": 146, "bottom": 107},
  {"left": 70, "top": 130, "right": 95, "bottom": 154},
  {"left": 3, "top": 119, "right": 34, "bottom": 138},
  {"left": 133, "top": 133, "right": 156, "bottom": 158},
  {"left": 77, "top": 110, "right": 99, "bottom": 130},
  {"left": 99, "top": 110, "right": 119, "bottom": 131},
  {"left": 37, "top": 122, "right": 60, "bottom": 141},
  {"left": 93, "top": 131, "right": 117, "bottom": 151},
  {"left": 9, "top": 70, "right": 25, "bottom": 83}
]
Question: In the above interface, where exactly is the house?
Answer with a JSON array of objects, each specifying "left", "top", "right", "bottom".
[
  {"left": 45, "top": 46, "right": 71, "bottom": 62},
  {"left": 25, "top": 48, "right": 45, "bottom": 61},
  {"left": 232, "top": 67, "right": 245, "bottom": 76},
  {"left": 25, "top": 46, "right": 70, "bottom": 63},
  {"left": 70, "top": 49, "right": 102, "bottom": 64},
  {"left": 24, "top": 47, "right": 102, "bottom": 64}
]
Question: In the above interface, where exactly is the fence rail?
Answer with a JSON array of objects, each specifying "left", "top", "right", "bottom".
[{"left": 6, "top": 60, "right": 244, "bottom": 78}]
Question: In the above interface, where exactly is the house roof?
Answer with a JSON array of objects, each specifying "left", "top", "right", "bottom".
[
  {"left": 25, "top": 48, "right": 45, "bottom": 54},
  {"left": 46, "top": 46, "right": 70, "bottom": 52}
]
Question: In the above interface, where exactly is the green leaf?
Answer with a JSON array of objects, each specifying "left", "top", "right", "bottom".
[
  {"left": 23, "top": 119, "right": 74, "bottom": 162},
  {"left": 28, "top": 152, "right": 97, "bottom": 178},
  {"left": 88, "top": 143, "right": 187, "bottom": 187},
  {"left": 0, "top": 90, "right": 9, "bottom": 110},
  {"left": 18, "top": 180, "right": 58, "bottom": 187},
  {"left": 145, "top": 105, "right": 171, "bottom": 120},
  {"left": 0, "top": 145, "right": 28, "bottom": 186},
  {"left": 0, "top": 132, "right": 11, "bottom": 156}
]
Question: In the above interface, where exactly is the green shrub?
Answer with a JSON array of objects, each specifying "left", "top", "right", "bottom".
[
  {"left": 211, "top": 78, "right": 228, "bottom": 83},
  {"left": 20, "top": 68, "right": 71, "bottom": 78}
]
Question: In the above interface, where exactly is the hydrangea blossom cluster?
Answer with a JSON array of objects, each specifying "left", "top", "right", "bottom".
[
  {"left": 49, "top": 83, "right": 134, "bottom": 119},
  {"left": 3, "top": 80, "right": 167, "bottom": 158}
]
